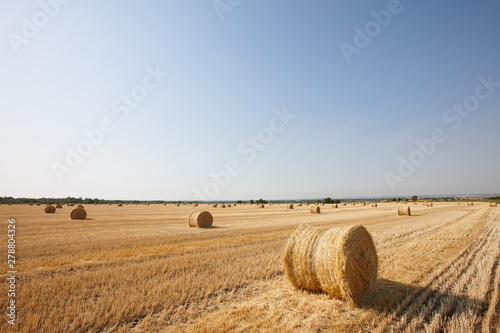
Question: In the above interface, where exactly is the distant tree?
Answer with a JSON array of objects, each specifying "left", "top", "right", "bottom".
[
  {"left": 323, "top": 197, "right": 333, "bottom": 204},
  {"left": 391, "top": 198, "right": 397, "bottom": 202},
  {"left": 256, "top": 198, "right": 268, "bottom": 204},
  {"left": 249, "top": 199, "right": 254, "bottom": 204},
  {"left": 411, "top": 195, "right": 418, "bottom": 202},
  {"left": 334, "top": 199, "right": 341, "bottom": 204},
  {"left": 236, "top": 200, "right": 243, "bottom": 204}
]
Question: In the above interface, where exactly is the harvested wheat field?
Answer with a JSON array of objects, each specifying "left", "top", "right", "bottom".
[{"left": 1, "top": 202, "right": 500, "bottom": 332}]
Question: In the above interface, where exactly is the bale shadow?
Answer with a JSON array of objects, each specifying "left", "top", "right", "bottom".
[{"left": 358, "top": 279, "right": 486, "bottom": 328}]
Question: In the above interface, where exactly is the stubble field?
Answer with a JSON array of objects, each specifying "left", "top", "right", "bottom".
[{"left": 1, "top": 202, "right": 499, "bottom": 332}]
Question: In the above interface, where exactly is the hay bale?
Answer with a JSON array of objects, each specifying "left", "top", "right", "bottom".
[
  {"left": 361, "top": 202, "right": 366, "bottom": 206},
  {"left": 227, "top": 204, "right": 231, "bottom": 207},
  {"left": 29, "top": 203, "right": 33, "bottom": 206},
  {"left": 298, "top": 203, "right": 303, "bottom": 207},
  {"left": 310, "top": 206, "right": 320, "bottom": 214},
  {"left": 283, "top": 224, "right": 378, "bottom": 305},
  {"left": 468, "top": 202, "right": 474, "bottom": 206},
  {"left": 220, "top": 204, "right": 226, "bottom": 208},
  {"left": 427, "top": 203, "right": 433, "bottom": 207},
  {"left": 371, "top": 203, "right": 377, "bottom": 208},
  {"left": 70, "top": 208, "right": 87, "bottom": 220},
  {"left": 44, "top": 206, "right": 56, "bottom": 213},
  {"left": 56, "top": 204, "right": 63, "bottom": 209},
  {"left": 77, "top": 204, "right": 84, "bottom": 209},
  {"left": 212, "top": 203, "right": 218, "bottom": 208},
  {"left": 342, "top": 203, "right": 347, "bottom": 206},
  {"left": 287, "top": 203, "right": 294, "bottom": 209},
  {"left": 259, "top": 204, "right": 265, "bottom": 208},
  {"left": 118, "top": 203, "right": 123, "bottom": 206},
  {"left": 398, "top": 206, "right": 411, "bottom": 216},
  {"left": 491, "top": 203, "right": 498, "bottom": 207},
  {"left": 194, "top": 203, "right": 198, "bottom": 207},
  {"left": 36, "top": 203, "right": 41, "bottom": 206},
  {"left": 332, "top": 204, "right": 338, "bottom": 208},
  {"left": 188, "top": 211, "right": 213, "bottom": 228}
]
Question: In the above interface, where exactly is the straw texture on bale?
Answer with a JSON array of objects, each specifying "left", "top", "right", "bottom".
[
  {"left": 77, "top": 205, "right": 84, "bottom": 208},
  {"left": 259, "top": 204, "right": 265, "bottom": 208},
  {"left": 468, "top": 202, "right": 474, "bottom": 206},
  {"left": 491, "top": 203, "right": 498, "bottom": 207},
  {"left": 56, "top": 204, "right": 63, "bottom": 209},
  {"left": 188, "top": 211, "right": 213, "bottom": 228},
  {"left": 220, "top": 204, "right": 226, "bottom": 208},
  {"left": 371, "top": 203, "right": 377, "bottom": 207},
  {"left": 298, "top": 203, "right": 302, "bottom": 207},
  {"left": 342, "top": 203, "right": 347, "bottom": 206},
  {"left": 398, "top": 206, "right": 411, "bottom": 216},
  {"left": 44, "top": 206, "right": 56, "bottom": 213},
  {"left": 427, "top": 203, "right": 433, "bottom": 207},
  {"left": 287, "top": 203, "right": 294, "bottom": 209},
  {"left": 332, "top": 204, "right": 338, "bottom": 208},
  {"left": 283, "top": 224, "right": 378, "bottom": 304},
  {"left": 310, "top": 206, "right": 320, "bottom": 214},
  {"left": 70, "top": 208, "right": 87, "bottom": 220},
  {"left": 194, "top": 203, "right": 198, "bottom": 207},
  {"left": 118, "top": 203, "right": 123, "bottom": 206}
]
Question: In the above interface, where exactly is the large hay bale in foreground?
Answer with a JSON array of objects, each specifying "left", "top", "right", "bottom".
[
  {"left": 310, "top": 206, "right": 320, "bottom": 214},
  {"left": 283, "top": 224, "right": 378, "bottom": 304},
  {"left": 398, "top": 206, "right": 411, "bottom": 216},
  {"left": 70, "top": 208, "right": 87, "bottom": 220},
  {"left": 44, "top": 206, "right": 56, "bottom": 213},
  {"left": 491, "top": 203, "right": 498, "bottom": 207},
  {"left": 188, "top": 211, "right": 213, "bottom": 228}
]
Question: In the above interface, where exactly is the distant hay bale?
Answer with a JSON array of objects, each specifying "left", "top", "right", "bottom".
[
  {"left": 321, "top": 203, "right": 325, "bottom": 206},
  {"left": 287, "top": 203, "right": 294, "bottom": 209},
  {"left": 468, "top": 202, "right": 474, "bottom": 206},
  {"left": 332, "top": 204, "right": 338, "bottom": 208},
  {"left": 342, "top": 203, "right": 347, "bottom": 206},
  {"left": 212, "top": 204, "right": 218, "bottom": 208},
  {"left": 29, "top": 203, "right": 33, "bottom": 206},
  {"left": 371, "top": 203, "right": 377, "bottom": 207},
  {"left": 36, "top": 203, "right": 41, "bottom": 206},
  {"left": 220, "top": 204, "right": 226, "bottom": 208},
  {"left": 310, "top": 206, "right": 320, "bottom": 214},
  {"left": 188, "top": 211, "right": 213, "bottom": 228},
  {"left": 398, "top": 206, "right": 411, "bottom": 216},
  {"left": 56, "top": 204, "right": 63, "bottom": 209},
  {"left": 298, "top": 203, "right": 302, "bottom": 207},
  {"left": 46, "top": 203, "right": 52, "bottom": 206},
  {"left": 194, "top": 203, "right": 198, "bottom": 207},
  {"left": 44, "top": 205, "right": 56, "bottom": 213},
  {"left": 427, "top": 203, "right": 433, "bottom": 207},
  {"left": 176, "top": 204, "right": 180, "bottom": 206},
  {"left": 283, "top": 224, "right": 378, "bottom": 305},
  {"left": 70, "top": 208, "right": 87, "bottom": 220},
  {"left": 227, "top": 204, "right": 231, "bottom": 207},
  {"left": 77, "top": 205, "right": 84, "bottom": 209},
  {"left": 118, "top": 203, "right": 123, "bottom": 206},
  {"left": 361, "top": 203, "right": 366, "bottom": 206},
  {"left": 457, "top": 202, "right": 462, "bottom": 205},
  {"left": 491, "top": 203, "right": 498, "bottom": 207},
  {"left": 259, "top": 204, "right": 265, "bottom": 208}
]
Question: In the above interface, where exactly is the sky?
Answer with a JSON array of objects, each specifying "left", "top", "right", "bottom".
[{"left": 0, "top": 0, "right": 499, "bottom": 201}]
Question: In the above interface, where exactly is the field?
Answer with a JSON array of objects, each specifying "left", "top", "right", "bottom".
[{"left": 1, "top": 202, "right": 499, "bottom": 332}]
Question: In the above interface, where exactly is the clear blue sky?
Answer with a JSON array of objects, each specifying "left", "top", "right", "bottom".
[{"left": 1, "top": 0, "right": 499, "bottom": 200}]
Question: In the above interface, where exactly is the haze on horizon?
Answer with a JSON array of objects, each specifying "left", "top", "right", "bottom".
[{"left": 1, "top": 0, "right": 499, "bottom": 201}]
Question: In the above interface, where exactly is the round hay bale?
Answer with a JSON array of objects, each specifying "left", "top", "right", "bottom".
[
  {"left": 117, "top": 203, "right": 123, "bottom": 206},
  {"left": 212, "top": 203, "right": 218, "bottom": 208},
  {"left": 490, "top": 203, "right": 498, "bottom": 207},
  {"left": 342, "top": 203, "right": 347, "bottom": 206},
  {"left": 468, "top": 202, "right": 474, "bottom": 206},
  {"left": 283, "top": 224, "right": 378, "bottom": 304},
  {"left": 56, "top": 204, "right": 63, "bottom": 209},
  {"left": 298, "top": 203, "right": 302, "bottom": 207},
  {"left": 371, "top": 203, "right": 377, "bottom": 208},
  {"left": 176, "top": 204, "right": 180, "bottom": 207},
  {"left": 194, "top": 203, "right": 198, "bottom": 207},
  {"left": 361, "top": 202, "right": 366, "bottom": 206},
  {"left": 332, "top": 204, "right": 338, "bottom": 208},
  {"left": 310, "top": 206, "right": 320, "bottom": 214},
  {"left": 188, "top": 211, "right": 213, "bottom": 228},
  {"left": 287, "top": 203, "right": 294, "bottom": 209},
  {"left": 227, "top": 204, "right": 231, "bottom": 207},
  {"left": 427, "top": 203, "right": 433, "bottom": 207},
  {"left": 70, "top": 208, "right": 87, "bottom": 220},
  {"left": 259, "top": 204, "right": 265, "bottom": 208},
  {"left": 398, "top": 206, "right": 411, "bottom": 216},
  {"left": 29, "top": 203, "right": 33, "bottom": 206},
  {"left": 220, "top": 204, "right": 226, "bottom": 208},
  {"left": 36, "top": 203, "right": 41, "bottom": 206},
  {"left": 44, "top": 206, "right": 56, "bottom": 213}
]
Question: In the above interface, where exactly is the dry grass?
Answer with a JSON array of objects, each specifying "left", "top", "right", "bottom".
[{"left": 0, "top": 202, "right": 498, "bottom": 332}]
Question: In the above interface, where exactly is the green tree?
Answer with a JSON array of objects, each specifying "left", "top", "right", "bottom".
[
  {"left": 323, "top": 197, "right": 333, "bottom": 204},
  {"left": 411, "top": 195, "right": 418, "bottom": 202}
]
